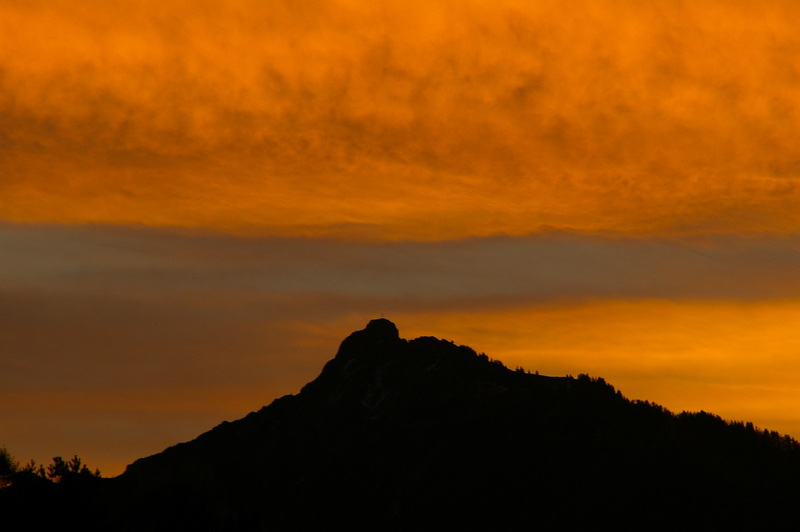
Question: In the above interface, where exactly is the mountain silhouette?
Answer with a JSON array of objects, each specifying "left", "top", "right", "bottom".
[{"left": 4, "top": 318, "right": 800, "bottom": 529}]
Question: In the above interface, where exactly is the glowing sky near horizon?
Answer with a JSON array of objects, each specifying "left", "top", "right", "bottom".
[{"left": 3, "top": 0, "right": 800, "bottom": 476}]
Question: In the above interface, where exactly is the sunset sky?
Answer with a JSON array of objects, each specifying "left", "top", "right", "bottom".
[{"left": 3, "top": 0, "right": 800, "bottom": 476}]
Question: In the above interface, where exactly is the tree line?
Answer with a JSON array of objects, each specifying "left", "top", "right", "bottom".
[{"left": 0, "top": 445, "right": 100, "bottom": 488}]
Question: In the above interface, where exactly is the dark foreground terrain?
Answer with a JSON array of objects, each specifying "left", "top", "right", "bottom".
[{"left": 4, "top": 319, "right": 800, "bottom": 529}]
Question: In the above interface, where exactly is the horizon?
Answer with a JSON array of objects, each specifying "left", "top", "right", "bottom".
[{"left": 3, "top": 0, "right": 800, "bottom": 477}]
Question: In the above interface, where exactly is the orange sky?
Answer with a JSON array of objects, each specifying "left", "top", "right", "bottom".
[
  {"left": 3, "top": 1, "right": 800, "bottom": 476},
  {"left": 2, "top": 0, "right": 800, "bottom": 238}
]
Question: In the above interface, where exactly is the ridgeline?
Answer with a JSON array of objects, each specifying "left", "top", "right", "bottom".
[{"left": 4, "top": 319, "right": 800, "bottom": 529}]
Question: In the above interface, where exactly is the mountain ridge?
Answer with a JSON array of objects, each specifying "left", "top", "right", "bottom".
[{"left": 4, "top": 318, "right": 800, "bottom": 529}]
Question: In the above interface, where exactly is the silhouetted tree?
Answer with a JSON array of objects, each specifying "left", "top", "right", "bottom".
[
  {"left": 45, "top": 455, "right": 100, "bottom": 482},
  {"left": 20, "top": 459, "right": 46, "bottom": 478},
  {"left": 47, "top": 456, "right": 69, "bottom": 482},
  {"left": 0, "top": 446, "right": 19, "bottom": 488}
]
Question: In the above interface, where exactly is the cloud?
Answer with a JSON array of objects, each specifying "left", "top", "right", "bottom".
[
  {"left": 4, "top": 223, "right": 800, "bottom": 303},
  {"left": 2, "top": 1, "right": 800, "bottom": 237}
]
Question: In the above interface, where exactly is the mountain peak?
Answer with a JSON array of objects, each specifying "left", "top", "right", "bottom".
[
  {"left": 33, "top": 321, "right": 800, "bottom": 530},
  {"left": 332, "top": 318, "right": 401, "bottom": 362},
  {"left": 300, "top": 318, "right": 404, "bottom": 403},
  {"left": 364, "top": 317, "right": 399, "bottom": 337}
]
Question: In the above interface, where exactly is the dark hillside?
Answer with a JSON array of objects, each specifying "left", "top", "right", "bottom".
[{"left": 4, "top": 318, "right": 800, "bottom": 529}]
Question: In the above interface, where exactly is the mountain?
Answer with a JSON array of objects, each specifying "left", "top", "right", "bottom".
[{"left": 5, "top": 318, "right": 800, "bottom": 529}]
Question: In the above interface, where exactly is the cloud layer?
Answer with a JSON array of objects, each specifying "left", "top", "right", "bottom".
[
  {"left": 3, "top": 1, "right": 800, "bottom": 237},
  {"left": 5, "top": 224, "right": 800, "bottom": 302}
]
